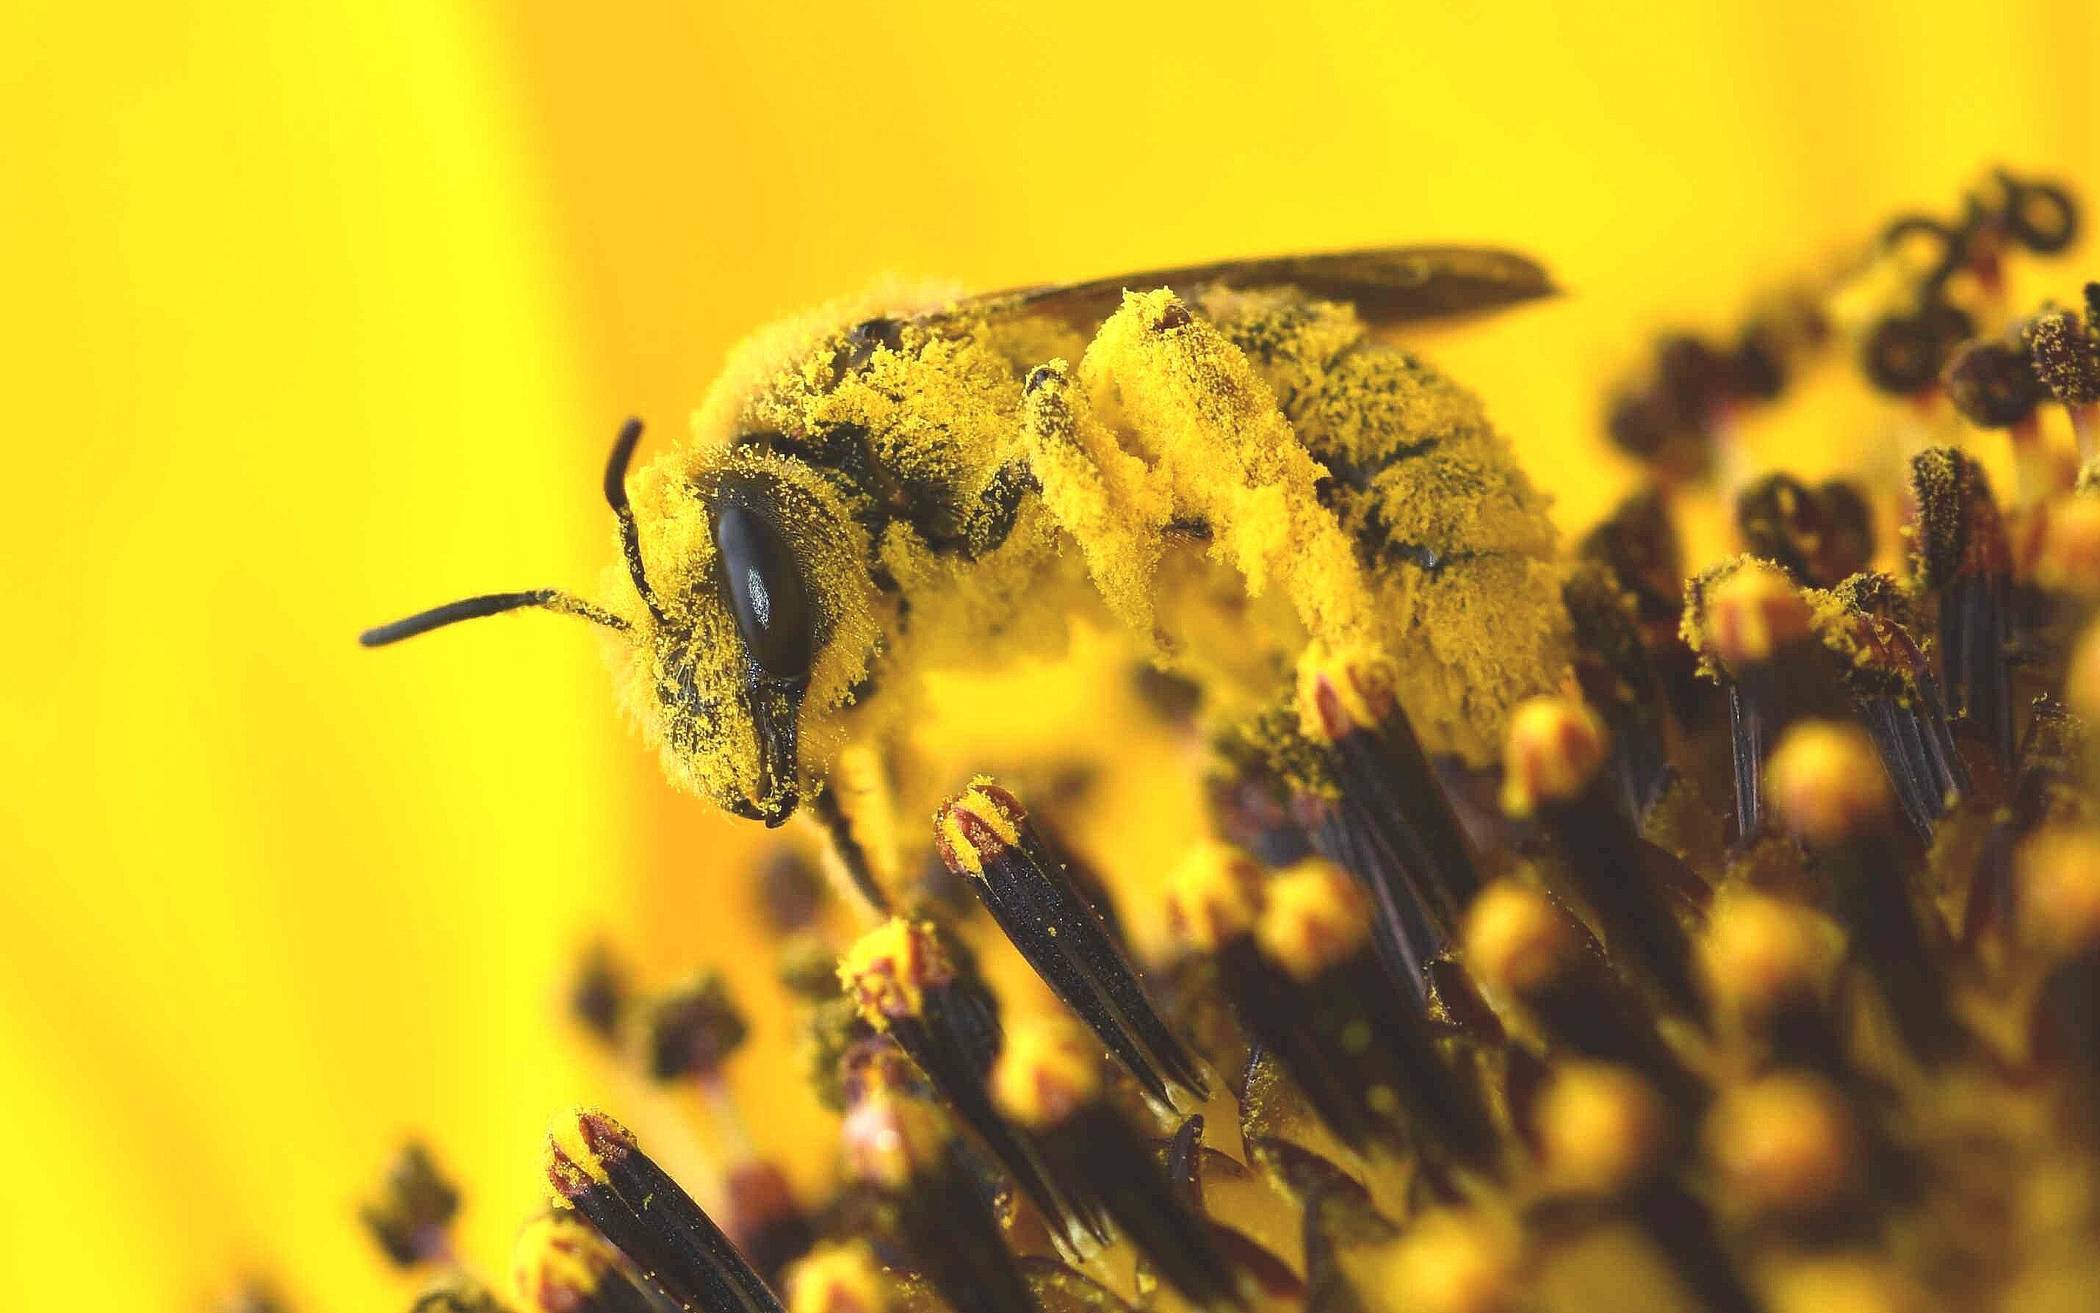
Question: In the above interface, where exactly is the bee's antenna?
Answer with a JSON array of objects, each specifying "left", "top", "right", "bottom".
[
  {"left": 359, "top": 590, "right": 631, "bottom": 647},
  {"left": 606, "top": 417, "right": 671, "bottom": 628}
]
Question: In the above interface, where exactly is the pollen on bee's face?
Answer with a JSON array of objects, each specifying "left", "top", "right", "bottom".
[{"left": 334, "top": 170, "right": 2100, "bottom": 1313}]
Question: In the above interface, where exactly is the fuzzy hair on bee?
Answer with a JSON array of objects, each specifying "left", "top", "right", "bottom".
[{"left": 363, "top": 248, "right": 1570, "bottom": 894}]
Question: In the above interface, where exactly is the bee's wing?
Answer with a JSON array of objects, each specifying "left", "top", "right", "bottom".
[{"left": 921, "top": 246, "right": 1554, "bottom": 334}]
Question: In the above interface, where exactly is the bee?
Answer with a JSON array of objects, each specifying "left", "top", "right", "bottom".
[{"left": 364, "top": 249, "right": 1572, "bottom": 903}]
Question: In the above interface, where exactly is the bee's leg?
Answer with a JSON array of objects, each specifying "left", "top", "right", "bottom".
[
  {"left": 809, "top": 738, "right": 902, "bottom": 921},
  {"left": 1017, "top": 358, "right": 1174, "bottom": 641},
  {"left": 1072, "top": 289, "right": 1380, "bottom": 655}
]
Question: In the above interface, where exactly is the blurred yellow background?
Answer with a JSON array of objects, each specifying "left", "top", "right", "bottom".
[{"left": 1, "top": 1, "right": 2092, "bottom": 1308}]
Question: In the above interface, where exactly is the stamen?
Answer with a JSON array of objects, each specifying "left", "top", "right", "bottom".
[
  {"left": 1704, "top": 1074, "right": 1862, "bottom": 1229},
  {"left": 1294, "top": 646, "right": 1484, "bottom": 991},
  {"left": 546, "top": 1109, "right": 783, "bottom": 1313},
  {"left": 360, "top": 1142, "right": 460, "bottom": 1269},
  {"left": 937, "top": 777, "right": 1207, "bottom": 1109},
  {"left": 1684, "top": 558, "right": 1844, "bottom": 840},
  {"left": 1502, "top": 696, "right": 1704, "bottom": 1015},
  {"left": 2019, "top": 830, "right": 2100, "bottom": 1100},
  {"left": 1701, "top": 893, "right": 1846, "bottom": 1077},
  {"left": 840, "top": 1088, "right": 1037, "bottom": 1313},
  {"left": 1813, "top": 574, "right": 1969, "bottom": 837},
  {"left": 2022, "top": 289, "right": 2100, "bottom": 462},
  {"left": 1462, "top": 883, "right": 1704, "bottom": 1111},
  {"left": 1963, "top": 697, "right": 2088, "bottom": 944},
  {"left": 512, "top": 1212, "right": 661, "bottom": 1313},
  {"left": 838, "top": 917, "right": 1110, "bottom": 1253},
  {"left": 1563, "top": 564, "right": 1676, "bottom": 820},
  {"left": 1372, "top": 1211, "right": 1521, "bottom": 1313},
  {"left": 1767, "top": 724, "right": 1961, "bottom": 1064},
  {"left": 784, "top": 1244, "right": 890, "bottom": 1313},
  {"left": 1907, "top": 448, "right": 2014, "bottom": 768},
  {"left": 993, "top": 1018, "right": 1243, "bottom": 1309},
  {"left": 1257, "top": 859, "right": 1502, "bottom": 1176},
  {"left": 1537, "top": 1066, "right": 1761, "bottom": 1313},
  {"left": 643, "top": 971, "right": 748, "bottom": 1084}
]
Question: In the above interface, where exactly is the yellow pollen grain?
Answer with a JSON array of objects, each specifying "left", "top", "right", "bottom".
[{"left": 1256, "top": 858, "right": 1371, "bottom": 981}]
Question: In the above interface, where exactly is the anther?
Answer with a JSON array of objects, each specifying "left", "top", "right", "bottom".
[
  {"left": 1767, "top": 723, "right": 1960, "bottom": 1065},
  {"left": 1704, "top": 1074, "right": 1861, "bottom": 1224},
  {"left": 841, "top": 1088, "right": 1037, "bottom": 1313},
  {"left": 512, "top": 1211, "right": 660, "bottom": 1313},
  {"left": 838, "top": 916, "right": 1109, "bottom": 1254},
  {"left": 937, "top": 777, "right": 1207, "bottom": 1109},
  {"left": 1502, "top": 696, "right": 1705, "bottom": 1015},
  {"left": 545, "top": 1109, "right": 783, "bottom": 1313},
  {"left": 784, "top": 1245, "right": 890, "bottom": 1313},
  {"left": 993, "top": 1017, "right": 1242, "bottom": 1308}
]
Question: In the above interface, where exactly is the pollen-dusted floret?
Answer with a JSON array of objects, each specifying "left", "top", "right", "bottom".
[
  {"left": 1500, "top": 696, "right": 1609, "bottom": 819},
  {"left": 932, "top": 775, "right": 1023, "bottom": 878},
  {"left": 1371, "top": 1212, "right": 1521, "bottom": 1313},
  {"left": 1686, "top": 556, "right": 1812, "bottom": 675},
  {"left": 2022, "top": 291, "right": 2100, "bottom": 407},
  {"left": 1463, "top": 880, "right": 1580, "bottom": 998},
  {"left": 1700, "top": 893, "right": 1838, "bottom": 1024},
  {"left": 1163, "top": 840, "right": 1267, "bottom": 952},
  {"left": 990, "top": 1016, "right": 1103, "bottom": 1131},
  {"left": 1704, "top": 1074, "right": 1860, "bottom": 1217},
  {"left": 837, "top": 918, "right": 953, "bottom": 1029},
  {"left": 1536, "top": 1063, "right": 1672, "bottom": 1197},
  {"left": 784, "top": 1244, "right": 890, "bottom": 1313},
  {"left": 511, "top": 1212, "right": 621, "bottom": 1313},
  {"left": 545, "top": 1108, "right": 633, "bottom": 1205},
  {"left": 1766, "top": 722, "right": 1892, "bottom": 845},
  {"left": 2018, "top": 828, "right": 2100, "bottom": 961},
  {"left": 1255, "top": 857, "right": 1373, "bottom": 982}
]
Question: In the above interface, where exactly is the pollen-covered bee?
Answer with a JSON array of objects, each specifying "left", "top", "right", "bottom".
[{"left": 364, "top": 250, "right": 1571, "bottom": 907}]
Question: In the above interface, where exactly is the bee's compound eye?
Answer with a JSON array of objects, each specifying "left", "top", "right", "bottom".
[{"left": 711, "top": 496, "right": 816, "bottom": 682}]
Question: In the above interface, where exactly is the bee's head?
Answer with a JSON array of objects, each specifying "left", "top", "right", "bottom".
[{"left": 362, "top": 420, "right": 879, "bottom": 828}]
